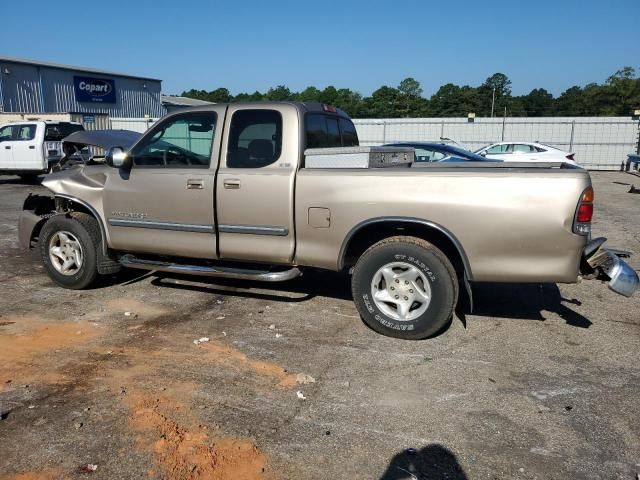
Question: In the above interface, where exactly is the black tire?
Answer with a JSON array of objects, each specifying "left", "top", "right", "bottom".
[
  {"left": 351, "top": 236, "right": 458, "bottom": 340},
  {"left": 39, "top": 213, "right": 100, "bottom": 289}
]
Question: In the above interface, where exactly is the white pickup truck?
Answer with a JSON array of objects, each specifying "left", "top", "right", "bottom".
[{"left": 0, "top": 121, "right": 84, "bottom": 181}]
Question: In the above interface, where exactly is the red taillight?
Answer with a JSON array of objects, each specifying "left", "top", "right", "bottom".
[
  {"left": 577, "top": 203, "right": 593, "bottom": 223},
  {"left": 566, "top": 154, "right": 575, "bottom": 161},
  {"left": 574, "top": 186, "right": 594, "bottom": 235}
]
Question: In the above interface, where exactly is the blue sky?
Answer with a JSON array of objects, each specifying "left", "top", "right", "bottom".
[{"left": 1, "top": 0, "right": 638, "bottom": 97}]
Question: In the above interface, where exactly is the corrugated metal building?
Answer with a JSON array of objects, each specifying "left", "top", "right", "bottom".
[{"left": 0, "top": 56, "right": 163, "bottom": 130}]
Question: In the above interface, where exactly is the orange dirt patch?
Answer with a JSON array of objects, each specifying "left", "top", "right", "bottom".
[
  {"left": 127, "top": 390, "right": 266, "bottom": 480},
  {"left": 201, "top": 342, "right": 298, "bottom": 387},
  {"left": 0, "top": 318, "right": 98, "bottom": 391},
  {"left": 0, "top": 468, "right": 64, "bottom": 480}
]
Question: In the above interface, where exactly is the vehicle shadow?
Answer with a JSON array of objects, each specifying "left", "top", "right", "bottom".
[
  {"left": 0, "top": 176, "right": 41, "bottom": 185},
  {"left": 456, "top": 282, "right": 591, "bottom": 329},
  {"left": 141, "top": 269, "right": 353, "bottom": 304},
  {"left": 127, "top": 269, "right": 591, "bottom": 330},
  {"left": 379, "top": 444, "right": 468, "bottom": 479}
]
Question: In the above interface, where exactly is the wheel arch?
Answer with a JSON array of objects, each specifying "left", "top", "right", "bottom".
[
  {"left": 338, "top": 217, "right": 473, "bottom": 280},
  {"left": 54, "top": 194, "right": 109, "bottom": 256}
]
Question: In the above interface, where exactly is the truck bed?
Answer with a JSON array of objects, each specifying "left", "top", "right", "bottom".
[{"left": 295, "top": 164, "right": 591, "bottom": 282}]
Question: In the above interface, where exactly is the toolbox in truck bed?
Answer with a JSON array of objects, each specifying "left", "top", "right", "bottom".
[{"left": 304, "top": 146, "right": 414, "bottom": 169}]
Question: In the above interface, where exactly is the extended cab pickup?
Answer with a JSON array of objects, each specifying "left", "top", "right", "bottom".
[
  {"left": 0, "top": 121, "right": 85, "bottom": 180},
  {"left": 18, "top": 102, "right": 638, "bottom": 339}
]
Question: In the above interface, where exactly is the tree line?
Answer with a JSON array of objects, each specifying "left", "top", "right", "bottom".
[{"left": 181, "top": 67, "right": 640, "bottom": 118}]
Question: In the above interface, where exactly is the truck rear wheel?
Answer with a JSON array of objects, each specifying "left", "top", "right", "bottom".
[
  {"left": 351, "top": 236, "right": 458, "bottom": 339},
  {"left": 39, "top": 213, "right": 100, "bottom": 289}
]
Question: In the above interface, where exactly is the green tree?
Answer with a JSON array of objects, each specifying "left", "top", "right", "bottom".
[
  {"left": 478, "top": 73, "right": 512, "bottom": 116},
  {"left": 397, "top": 77, "right": 427, "bottom": 117},
  {"left": 265, "top": 85, "right": 293, "bottom": 101},
  {"left": 234, "top": 91, "right": 265, "bottom": 102},
  {"left": 362, "top": 86, "right": 401, "bottom": 118},
  {"left": 554, "top": 86, "right": 586, "bottom": 115},
  {"left": 521, "top": 88, "right": 554, "bottom": 116},
  {"left": 295, "top": 86, "right": 322, "bottom": 102},
  {"left": 606, "top": 67, "right": 640, "bottom": 115},
  {"left": 429, "top": 84, "right": 477, "bottom": 117}
]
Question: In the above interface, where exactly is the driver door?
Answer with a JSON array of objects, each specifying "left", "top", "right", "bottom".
[
  {"left": 103, "top": 108, "right": 225, "bottom": 259},
  {"left": 0, "top": 125, "right": 16, "bottom": 169}
]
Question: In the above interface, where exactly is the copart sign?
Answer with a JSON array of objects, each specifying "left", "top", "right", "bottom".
[{"left": 73, "top": 76, "right": 116, "bottom": 103}]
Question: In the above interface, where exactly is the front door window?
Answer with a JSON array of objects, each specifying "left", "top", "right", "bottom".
[{"left": 130, "top": 112, "right": 216, "bottom": 168}]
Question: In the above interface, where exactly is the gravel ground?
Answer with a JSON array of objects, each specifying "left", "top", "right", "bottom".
[{"left": 0, "top": 171, "right": 638, "bottom": 480}]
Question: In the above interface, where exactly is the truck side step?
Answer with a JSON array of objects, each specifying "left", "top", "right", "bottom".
[{"left": 119, "top": 254, "right": 302, "bottom": 282}]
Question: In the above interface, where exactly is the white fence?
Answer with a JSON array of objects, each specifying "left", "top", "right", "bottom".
[
  {"left": 353, "top": 117, "right": 639, "bottom": 170},
  {"left": 109, "top": 116, "right": 640, "bottom": 171},
  {"left": 111, "top": 117, "right": 158, "bottom": 133}
]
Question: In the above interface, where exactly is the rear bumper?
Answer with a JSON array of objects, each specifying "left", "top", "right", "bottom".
[{"left": 587, "top": 248, "right": 639, "bottom": 297}]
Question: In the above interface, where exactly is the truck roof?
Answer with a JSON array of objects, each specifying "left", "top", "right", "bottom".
[
  {"left": 168, "top": 101, "right": 352, "bottom": 119},
  {"left": 0, "top": 120, "right": 82, "bottom": 126}
]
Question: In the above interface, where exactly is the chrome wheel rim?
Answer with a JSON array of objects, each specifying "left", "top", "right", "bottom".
[
  {"left": 370, "top": 261, "right": 431, "bottom": 321},
  {"left": 49, "top": 231, "right": 83, "bottom": 276}
]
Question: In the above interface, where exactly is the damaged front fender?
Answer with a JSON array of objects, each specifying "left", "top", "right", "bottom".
[{"left": 17, "top": 194, "right": 56, "bottom": 249}]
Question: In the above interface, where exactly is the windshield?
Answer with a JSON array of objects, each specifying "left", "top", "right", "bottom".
[{"left": 45, "top": 123, "right": 84, "bottom": 141}]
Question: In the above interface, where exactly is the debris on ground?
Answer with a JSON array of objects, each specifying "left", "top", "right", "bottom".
[
  {"left": 216, "top": 300, "right": 224, "bottom": 305},
  {"left": 296, "top": 391, "right": 306, "bottom": 400},
  {"left": 295, "top": 373, "right": 315, "bottom": 384},
  {"left": 193, "top": 337, "right": 210, "bottom": 345},
  {"left": 275, "top": 333, "right": 282, "bottom": 338},
  {"left": 79, "top": 463, "right": 98, "bottom": 473},
  {"left": 268, "top": 324, "right": 276, "bottom": 330},
  {"left": 124, "top": 311, "right": 132, "bottom": 317},
  {"left": 216, "top": 316, "right": 225, "bottom": 320}
]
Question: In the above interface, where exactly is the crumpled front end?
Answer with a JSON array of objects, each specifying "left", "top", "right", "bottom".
[{"left": 18, "top": 165, "right": 109, "bottom": 250}]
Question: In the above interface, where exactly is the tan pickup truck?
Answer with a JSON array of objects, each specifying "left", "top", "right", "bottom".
[{"left": 18, "top": 102, "right": 638, "bottom": 339}]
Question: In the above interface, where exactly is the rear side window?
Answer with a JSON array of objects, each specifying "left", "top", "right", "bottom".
[
  {"left": 339, "top": 118, "right": 359, "bottom": 147},
  {"left": 306, "top": 114, "right": 359, "bottom": 148},
  {"left": 227, "top": 109, "right": 282, "bottom": 168},
  {"left": 513, "top": 144, "right": 535, "bottom": 153},
  {"left": 45, "top": 123, "right": 83, "bottom": 141},
  {"left": 15, "top": 125, "right": 36, "bottom": 141}
]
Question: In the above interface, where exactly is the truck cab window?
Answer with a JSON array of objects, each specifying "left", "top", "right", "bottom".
[
  {"left": 339, "top": 118, "right": 359, "bottom": 147},
  {"left": 306, "top": 114, "right": 359, "bottom": 148},
  {"left": 16, "top": 125, "right": 37, "bottom": 141},
  {"left": 44, "top": 123, "right": 83, "bottom": 141},
  {"left": 130, "top": 112, "right": 216, "bottom": 168},
  {"left": 227, "top": 109, "right": 282, "bottom": 168}
]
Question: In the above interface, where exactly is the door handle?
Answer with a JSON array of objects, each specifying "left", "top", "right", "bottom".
[
  {"left": 28, "top": 146, "right": 35, "bottom": 149},
  {"left": 4, "top": 146, "right": 10, "bottom": 150},
  {"left": 186, "top": 179, "right": 204, "bottom": 190},
  {"left": 223, "top": 179, "right": 241, "bottom": 189}
]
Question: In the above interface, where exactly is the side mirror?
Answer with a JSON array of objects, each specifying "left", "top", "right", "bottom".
[
  {"left": 479, "top": 151, "right": 487, "bottom": 157},
  {"left": 105, "top": 147, "right": 131, "bottom": 169}
]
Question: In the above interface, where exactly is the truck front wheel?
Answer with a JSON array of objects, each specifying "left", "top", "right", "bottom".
[
  {"left": 351, "top": 236, "right": 458, "bottom": 340},
  {"left": 39, "top": 213, "right": 100, "bottom": 289}
]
